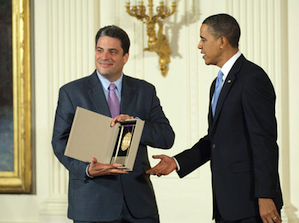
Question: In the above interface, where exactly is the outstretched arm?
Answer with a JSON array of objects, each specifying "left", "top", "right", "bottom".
[{"left": 146, "top": 155, "right": 177, "bottom": 177}]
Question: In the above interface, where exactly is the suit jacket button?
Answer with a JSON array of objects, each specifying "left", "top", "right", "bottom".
[{"left": 212, "top": 144, "right": 216, "bottom": 149}]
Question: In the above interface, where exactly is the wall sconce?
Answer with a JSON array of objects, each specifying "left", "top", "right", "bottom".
[{"left": 126, "top": 0, "right": 176, "bottom": 77}]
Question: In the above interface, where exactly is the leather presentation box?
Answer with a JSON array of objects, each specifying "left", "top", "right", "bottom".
[{"left": 64, "top": 107, "right": 144, "bottom": 171}]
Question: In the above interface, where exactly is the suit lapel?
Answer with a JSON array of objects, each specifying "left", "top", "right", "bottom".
[
  {"left": 212, "top": 55, "right": 246, "bottom": 123},
  {"left": 120, "top": 75, "right": 136, "bottom": 115},
  {"left": 208, "top": 80, "right": 216, "bottom": 127},
  {"left": 87, "top": 71, "right": 111, "bottom": 117}
]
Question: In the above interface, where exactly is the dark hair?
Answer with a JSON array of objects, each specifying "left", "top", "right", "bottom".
[
  {"left": 95, "top": 25, "right": 130, "bottom": 55},
  {"left": 203, "top": 14, "right": 240, "bottom": 48}
]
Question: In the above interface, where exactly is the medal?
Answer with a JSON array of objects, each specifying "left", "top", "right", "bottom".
[
  {"left": 121, "top": 132, "right": 132, "bottom": 151},
  {"left": 121, "top": 125, "right": 132, "bottom": 151},
  {"left": 111, "top": 122, "right": 136, "bottom": 164}
]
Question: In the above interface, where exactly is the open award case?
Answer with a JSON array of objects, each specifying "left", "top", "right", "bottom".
[{"left": 64, "top": 107, "right": 144, "bottom": 171}]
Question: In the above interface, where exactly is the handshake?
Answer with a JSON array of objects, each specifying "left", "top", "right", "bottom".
[{"left": 146, "top": 155, "right": 178, "bottom": 177}]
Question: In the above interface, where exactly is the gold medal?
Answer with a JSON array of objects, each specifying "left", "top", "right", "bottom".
[{"left": 121, "top": 132, "right": 132, "bottom": 151}]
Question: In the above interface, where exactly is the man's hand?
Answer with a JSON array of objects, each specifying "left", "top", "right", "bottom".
[
  {"left": 146, "top": 155, "right": 177, "bottom": 177},
  {"left": 258, "top": 198, "right": 282, "bottom": 223},
  {"left": 111, "top": 114, "right": 134, "bottom": 127},
  {"left": 88, "top": 157, "right": 129, "bottom": 176}
]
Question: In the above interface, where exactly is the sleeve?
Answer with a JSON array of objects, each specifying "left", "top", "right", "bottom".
[
  {"left": 139, "top": 86, "right": 175, "bottom": 149},
  {"left": 175, "top": 135, "right": 211, "bottom": 178},
  {"left": 242, "top": 69, "right": 279, "bottom": 198},
  {"left": 51, "top": 87, "right": 89, "bottom": 180}
]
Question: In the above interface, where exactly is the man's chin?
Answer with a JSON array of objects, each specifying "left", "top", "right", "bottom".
[
  {"left": 98, "top": 71, "right": 122, "bottom": 82},
  {"left": 203, "top": 59, "right": 213, "bottom": 66},
  {"left": 204, "top": 60, "right": 210, "bottom": 65},
  {"left": 99, "top": 72, "right": 110, "bottom": 77},
  {"left": 202, "top": 57, "right": 209, "bottom": 65},
  {"left": 98, "top": 67, "right": 111, "bottom": 75},
  {"left": 97, "top": 70, "right": 110, "bottom": 77}
]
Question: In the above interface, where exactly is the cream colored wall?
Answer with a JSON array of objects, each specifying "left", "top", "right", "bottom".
[
  {"left": 0, "top": 0, "right": 298, "bottom": 222},
  {"left": 287, "top": 0, "right": 299, "bottom": 221}
]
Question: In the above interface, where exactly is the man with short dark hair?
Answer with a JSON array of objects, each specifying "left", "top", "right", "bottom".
[
  {"left": 52, "top": 25, "right": 175, "bottom": 223},
  {"left": 147, "top": 14, "right": 283, "bottom": 223}
]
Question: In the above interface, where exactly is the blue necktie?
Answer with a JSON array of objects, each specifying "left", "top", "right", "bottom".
[{"left": 212, "top": 70, "right": 224, "bottom": 116}]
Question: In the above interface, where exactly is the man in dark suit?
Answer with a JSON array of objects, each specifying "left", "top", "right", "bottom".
[
  {"left": 52, "top": 25, "right": 175, "bottom": 223},
  {"left": 146, "top": 14, "right": 283, "bottom": 223}
]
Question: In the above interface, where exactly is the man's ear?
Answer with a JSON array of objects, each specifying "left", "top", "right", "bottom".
[
  {"left": 219, "top": 36, "right": 229, "bottom": 49},
  {"left": 124, "top": 53, "right": 129, "bottom": 64}
]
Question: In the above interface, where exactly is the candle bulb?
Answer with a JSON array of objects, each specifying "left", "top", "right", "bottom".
[{"left": 126, "top": 0, "right": 130, "bottom": 3}]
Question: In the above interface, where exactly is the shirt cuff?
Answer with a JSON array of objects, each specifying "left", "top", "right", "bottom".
[
  {"left": 85, "top": 164, "right": 94, "bottom": 178},
  {"left": 172, "top": 157, "right": 180, "bottom": 171}
]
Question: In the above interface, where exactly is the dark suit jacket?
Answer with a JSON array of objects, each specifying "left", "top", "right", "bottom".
[
  {"left": 174, "top": 55, "right": 283, "bottom": 221},
  {"left": 51, "top": 71, "right": 175, "bottom": 222}
]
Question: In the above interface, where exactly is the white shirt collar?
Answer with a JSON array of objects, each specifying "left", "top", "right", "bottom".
[{"left": 220, "top": 51, "right": 241, "bottom": 82}]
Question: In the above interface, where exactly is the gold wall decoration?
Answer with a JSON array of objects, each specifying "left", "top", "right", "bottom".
[
  {"left": 126, "top": 0, "right": 176, "bottom": 77},
  {"left": 0, "top": 0, "right": 32, "bottom": 193}
]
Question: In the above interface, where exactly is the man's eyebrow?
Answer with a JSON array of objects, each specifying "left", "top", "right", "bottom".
[
  {"left": 96, "top": 46, "right": 118, "bottom": 51},
  {"left": 108, "top": 48, "right": 118, "bottom": 51}
]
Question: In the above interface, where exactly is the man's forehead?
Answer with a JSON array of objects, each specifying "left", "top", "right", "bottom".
[
  {"left": 200, "top": 24, "right": 209, "bottom": 32},
  {"left": 200, "top": 24, "right": 213, "bottom": 36},
  {"left": 97, "top": 36, "right": 121, "bottom": 45}
]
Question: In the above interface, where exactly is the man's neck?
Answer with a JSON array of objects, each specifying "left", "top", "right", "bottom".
[{"left": 217, "top": 48, "right": 239, "bottom": 68}]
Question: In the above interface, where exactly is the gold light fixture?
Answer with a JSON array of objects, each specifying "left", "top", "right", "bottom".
[{"left": 126, "top": 0, "right": 176, "bottom": 77}]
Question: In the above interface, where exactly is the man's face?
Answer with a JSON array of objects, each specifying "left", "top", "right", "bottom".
[
  {"left": 197, "top": 24, "right": 222, "bottom": 67},
  {"left": 95, "top": 36, "right": 129, "bottom": 82}
]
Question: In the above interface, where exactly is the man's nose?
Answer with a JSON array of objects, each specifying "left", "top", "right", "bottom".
[
  {"left": 101, "top": 51, "right": 109, "bottom": 59},
  {"left": 197, "top": 42, "right": 202, "bottom": 49}
]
